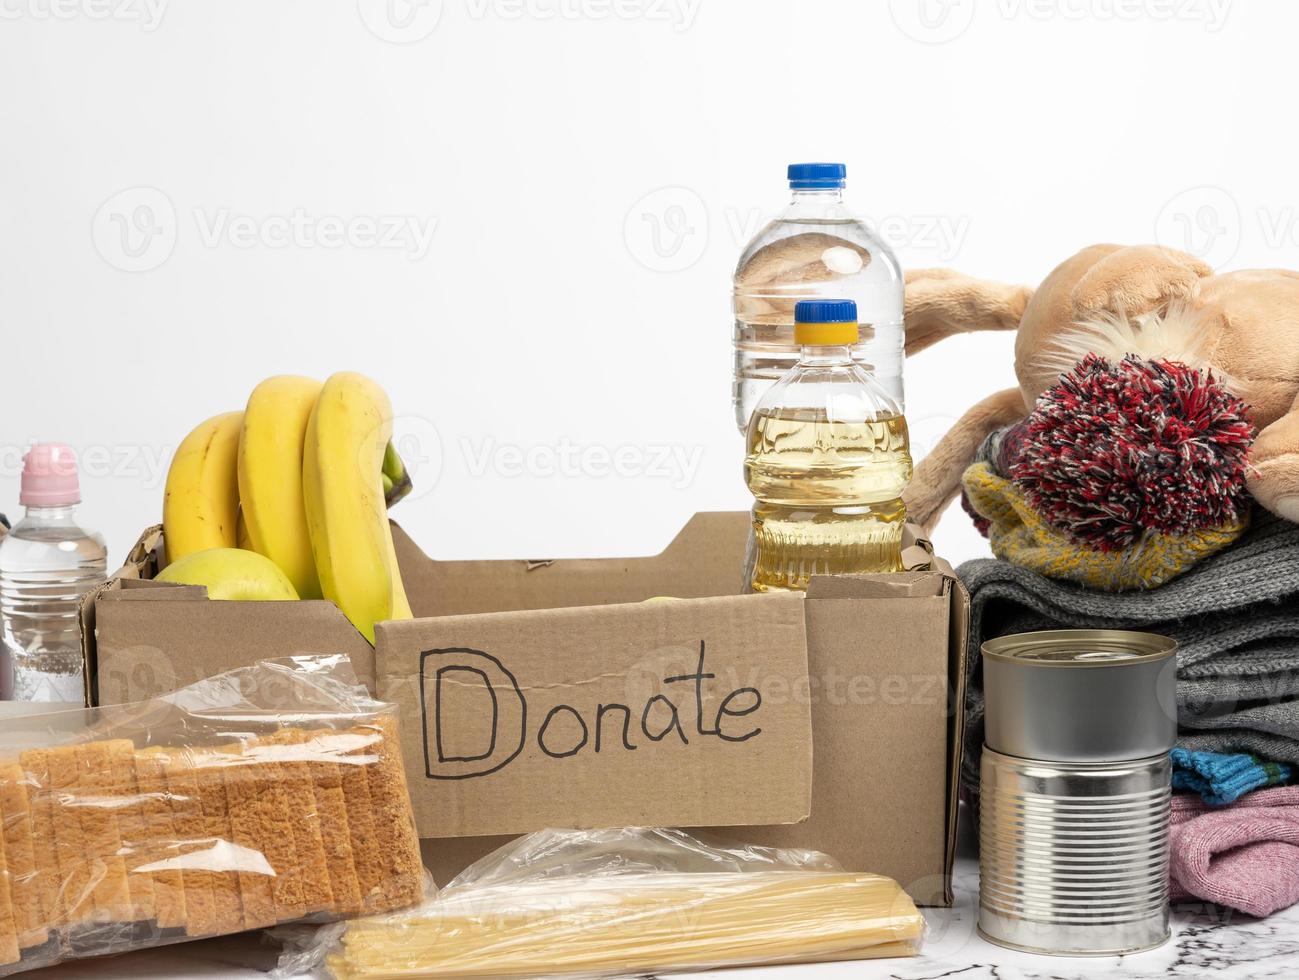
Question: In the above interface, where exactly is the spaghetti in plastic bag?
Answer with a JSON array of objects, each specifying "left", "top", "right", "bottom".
[
  {"left": 0, "top": 655, "right": 425, "bottom": 975},
  {"left": 296, "top": 826, "right": 925, "bottom": 979}
]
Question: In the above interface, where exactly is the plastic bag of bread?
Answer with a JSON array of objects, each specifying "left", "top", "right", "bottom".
[
  {"left": 0, "top": 654, "right": 425, "bottom": 976},
  {"left": 283, "top": 827, "right": 925, "bottom": 979}
]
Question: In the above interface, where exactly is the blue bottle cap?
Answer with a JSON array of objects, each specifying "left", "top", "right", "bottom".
[
  {"left": 794, "top": 299, "right": 857, "bottom": 323},
  {"left": 787, "top": 162, "right": 846, "bottom": 190}
]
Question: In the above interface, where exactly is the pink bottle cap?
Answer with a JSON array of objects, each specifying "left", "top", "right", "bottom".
[{"left": 20, "top": 443, "right": 81, "bottom": 507}]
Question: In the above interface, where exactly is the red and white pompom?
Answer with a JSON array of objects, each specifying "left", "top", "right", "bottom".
[{"left": 1008, "top": 353, "right": 1255, "bottom": 551}]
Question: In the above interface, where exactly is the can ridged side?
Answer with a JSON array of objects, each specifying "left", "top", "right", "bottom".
[{"left": 978, "top": 748, "right": 1171, "bottom": 955}]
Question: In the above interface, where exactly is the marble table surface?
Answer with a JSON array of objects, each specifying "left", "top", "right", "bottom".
[{"left": 26, "top": 819, "right": 1299, "bottom": 980}]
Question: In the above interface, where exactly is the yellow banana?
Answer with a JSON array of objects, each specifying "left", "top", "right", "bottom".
[
  {"left": 238, "top": 375, "right": 324, "bottom": 599},
  {"left": 163, "top": 411, "right": 243, "bottom": 565},
  {"left": 384, "top": 521, "right": 413, "bottom": 619},
  {"left": 303, "top": 372, "right": 413, "bottom": 642},
  {"left": 236, "top": 507, "right": 252, "bottom": 550}
]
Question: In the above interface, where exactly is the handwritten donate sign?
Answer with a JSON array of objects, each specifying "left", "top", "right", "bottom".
[
  {"left": 375, "top": 594, "right": 814, "bottom": 838},
  {"left": 423, "top": 642, "right": 763, "bottom": 779}
]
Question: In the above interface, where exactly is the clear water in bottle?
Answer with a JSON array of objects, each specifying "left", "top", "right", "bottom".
[
  {"left": 744, "top": 300, "right": 912, "bottom": 592},
  {"left": 733, "top": 162, "right": 904, "bottom": 432},
  {"left": 0, "top": 444, "right": 107, "bottom": 701}
]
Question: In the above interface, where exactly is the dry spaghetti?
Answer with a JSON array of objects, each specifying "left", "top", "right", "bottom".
[{"left": 318, "top": 828, "right": 924, "bottom": 979}]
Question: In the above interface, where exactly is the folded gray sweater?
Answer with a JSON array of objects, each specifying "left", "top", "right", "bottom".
[{"left": 958, "top": 509, "right": 1299, "bottom": 794}]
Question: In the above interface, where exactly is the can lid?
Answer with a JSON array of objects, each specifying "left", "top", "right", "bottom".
[{"left": 982, "top": 629, "right": 1176, "bottom": 667}]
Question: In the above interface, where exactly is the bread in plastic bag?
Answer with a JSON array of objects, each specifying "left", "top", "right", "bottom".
[
  {"left": 0, "top": 654, "right": 425, "bottom": 976},
  {"left": 294, "top": 826, "right": 925, "bottom": 978}
]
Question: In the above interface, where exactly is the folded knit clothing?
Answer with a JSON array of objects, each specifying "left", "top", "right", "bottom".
[
  {"left": 957, "top": 508, "right": 1299, "bottom": 797},
  {"left": 1172, "top": 748, "right": 1293, "bottom": 806},
  {"left": 1171, "top": 787, "right": 1299, "bottom": 916},
  {"left": 961, "top": 460, "right": 1247, "bottom": 591}
]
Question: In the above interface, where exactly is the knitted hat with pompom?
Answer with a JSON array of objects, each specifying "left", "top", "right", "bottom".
[{"left": 1008, "top": 353, "right": 1255, "bottom": 551}]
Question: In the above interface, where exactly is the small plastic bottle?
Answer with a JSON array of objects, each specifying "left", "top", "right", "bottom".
[
  {"left": 745, "top": 300, "right": 912, "bottom": 593},
  {"left": 0, "top": 444, "right": 107, "bottom": 701},
  {"left": 732, "top": 162, "right": 904, "bottom": 432}
]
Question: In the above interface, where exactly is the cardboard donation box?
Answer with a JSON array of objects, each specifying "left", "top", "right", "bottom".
[{"left": 84, "top": 512, "right": 968, "bottom": 906}]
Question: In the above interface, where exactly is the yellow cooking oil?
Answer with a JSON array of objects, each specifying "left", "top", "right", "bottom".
[{"left": 745, "top": 407, "right": 912, "bottom": 592}]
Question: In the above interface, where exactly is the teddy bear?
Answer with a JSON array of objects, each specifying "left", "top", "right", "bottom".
[{"left": 900, "top": 244, "right": 1299, "bottom": 570}]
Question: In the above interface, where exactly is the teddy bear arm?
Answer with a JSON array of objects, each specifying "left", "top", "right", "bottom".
[
  {"left": 903, "top": 386, "right": 1029, "bottom": 534},
  {"left": 1248, "top": 392, "right": 1299, "bottom": 523},
  {"left": 904, "top": 269, "right": 1033, "bottom": 357}
]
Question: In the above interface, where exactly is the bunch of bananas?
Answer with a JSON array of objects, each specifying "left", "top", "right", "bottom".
[{"left": 162, "top": 372, "right": 414, "bottom": 642}]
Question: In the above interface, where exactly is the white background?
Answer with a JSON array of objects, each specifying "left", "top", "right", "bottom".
[{"left": 0, "top": 0, "right": 1285, "bottom": 570}]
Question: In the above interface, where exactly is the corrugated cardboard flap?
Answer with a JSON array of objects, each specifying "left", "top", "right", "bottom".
[
  {"left": 392, "top": 512, "right": 751, "bottom": 617},
  {"left": 722, "top": 560, "right": 968, "bottom": 906},
  {"left": 84, "top": 523, "right": 376, "bottom": 703},
  {"left": 375, "top": 591, "right": 814, "bottom": 839},
  {"left": 806, "top": 571, "right": 947, "bottom": 600}
]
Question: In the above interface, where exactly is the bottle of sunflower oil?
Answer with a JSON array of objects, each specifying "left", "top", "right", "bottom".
[{"left": 744, "top": 299, "right": 912, "bottom": 593}]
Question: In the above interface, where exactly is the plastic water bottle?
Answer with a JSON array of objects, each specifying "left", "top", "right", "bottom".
[
  {"left": 744, "top": 300, "right": 912, "bottom": 592},
  {"left": 0, "top": 444, "right": 107, "bottom": 702},
  {"left": 732, "top": 162, "right": 904, "bottom": 432}
]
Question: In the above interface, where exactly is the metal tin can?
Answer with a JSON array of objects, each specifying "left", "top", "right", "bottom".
[
  {"left": 978, "top": 629, "right": 1177, "bottom": 955},
  {"left": 983, "top": 629, "right": 1177, "bottom": 763},
  {"left": 979, "top": 749, "right": 1171, "bottom": 955}
]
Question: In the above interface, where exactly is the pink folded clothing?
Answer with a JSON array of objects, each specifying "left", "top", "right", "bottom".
[{"left": 1171, "top": 786, "right": 1299, "bottom": 916}]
